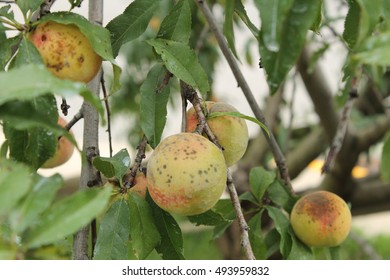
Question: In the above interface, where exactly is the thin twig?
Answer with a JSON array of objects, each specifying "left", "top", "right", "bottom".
[
  {"left": 125, "top": 135, "right": 148, "bottom": 188},
  {"left": 65, "top": 110, "right": 83, "bottom": 131},
  {"left": 180, "top": 81, "right": 223, "bottom": 149},
  {"left": 180, "top": 83, "right": 188, "bottom": 132},
  {"left": 181, "top": 81, "right": 255, "bottom": 260},
  {"left": 226, "top": 170, "right": 255, "bottom": 260},
  {"left": 156, "top": 70, "right": 173, "bottom": 94},
  {"left": 194, "top": 0, "right": 294, "bottom": 194},
  {"left": 322, "top": 80, "right": 358, "bottom": 174},
  {"left": 101, "top": 71, "right": 113, "bottom": 157}
]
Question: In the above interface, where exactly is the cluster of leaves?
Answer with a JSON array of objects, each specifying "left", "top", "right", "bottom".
[{"left": 0, "top": 158, "right": 111, "bottom": 259}]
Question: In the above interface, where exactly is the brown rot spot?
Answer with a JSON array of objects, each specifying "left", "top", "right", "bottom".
[
  {"left": 41, "top": 34, "right": 47, "bottom": 41},
  {"left": 78, "top": 55, "right": 84, "bottom": 64}
]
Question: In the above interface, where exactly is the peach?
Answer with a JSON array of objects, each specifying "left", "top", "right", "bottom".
[
  {"left": 147, "top": 133, "right": 227, "bottom": 216},
  {"left": 130, "top": 171, "right": 148, "bottom": 198},
  {"left": 28, "top": 21, "right": 102, "bottom": 83},
  {"left": 41, "top": 117, "right": 74, "bottom": 168},
  {"left": 186, "top": 101, "right": 249, "bottom": 167},
  {"left": 290, "top": 191, "right": 352, "bottom": 247}
]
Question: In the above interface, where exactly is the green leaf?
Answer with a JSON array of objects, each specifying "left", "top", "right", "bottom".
[
  {"left": 147, "top": 38, "right": 210, "bottom": 95},
  {"left": 257, "top": 0, "right": 321, "bottom": 94},
  {"left": 266, "top": 205, "right": 292, "bottom": 258},
  {"left": 343, "top": 0, "right": 382, "bottom": 49},
  {"left": 10, "top": 174, "right": 63, "bottom": 233},
  {"left": 207, "top": 111, "right": 270, "bottom": 137},
  {"left": 140, "top": 63, "right": 170, "bottom": 148},
  {"left": 24, "top": 186, "right": 112, "bottom": 249},
  {"left": 267, "top": 179, "right": 297, "bottom": 212},
  {"left": 187, "top": 208, "right": 230, "bottom": 226},
  {"left": 0, "top": 159, "right": 32, "bottom": 215},
  {"left": 68, "top": 0, "right": 82, "bottom": 10},
  {"left": 343, "top": 0, "right": 360, "bottom": 49},
  {"left": 310, "top": 0, "right": 322, "bottom": 33},
  {"left": 351, "top": 32, "right": 390, "bottom": 66},
  {"left": 0, "top": 64, "right": 104, "bottom": 119},
  {"left": 0, "top": 36, "right": 20, "bottom": 70},
  {"left": 0, "top": 4, "right": 14, "bottom": 22},
  {"left": 157, "top": 0, "right": 192, "bottom": 44},
  {"left": 255, "top": 0, "right": 293, "bottom": 52},
  {"left": 381, "top": 132, "right": 390, "bottom": 182},
  {"left": 0, "top": 140, "right": 8, "bottom": 158},
  {"left": 0, "top": 248, "right": 17, "bottom": 260},
  {"left": 93, "top": 149, "right": 131, "bottom": 184},
  {"left": 239, "top": 191, "right": 259, "bottom": 205},
  {"left": 287, "top": 230, "right": 313, "bottom": 260},
  {"left": 234, "top": 0, "right": 260, "bottom": 38},
  {"left": 248, "top": 212, "right": 267, "bottom": 259},
  {"left": 264, "top": 228, "right": 281, "bottom": 258},
  {"left": 15, "top": 0, "right": 44, "bottom": 16},
  {"left": 94, "top": 199, "right": 130, "bottom": 260},
  {"left": 383, "top": 1, "right": 390, "bottom": 28},
  {"left": 2, "top": 96, "right": 59, "bottom": 169},
  {"left": 249, "top": 167, "right": 275, "bottom": 202},
  {"left": 211, "top": 199, "right": 236, "bottom": 239},
  {"left": 0, "top": 64, "right": 85, "bottom": 104},
  {"left": 147, "top": 194, "right": 184, "bottom": 260},
  {"left": 107, "top": 0, "right": 161, "bottom": 57},
  {"left": 13, "top": 36, "right": 43, "bottom": 68},
  {"left": 223, "top": 0, "right": 239, "bottom": 59},
  {"left": 0, "top": 97, "right": 58, "bottom": 131},
  {"left": 128, "top": 192, "right": 161, "bottom": 260}
]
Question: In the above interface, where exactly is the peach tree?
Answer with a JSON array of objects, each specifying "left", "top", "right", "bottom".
[{"left": 1, "top": 0, "right": 390, "bottom": 260}]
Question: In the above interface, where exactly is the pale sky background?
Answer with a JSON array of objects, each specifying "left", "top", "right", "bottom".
[{"left": 0, "top": 0, "right": 388, "bottom": 236}]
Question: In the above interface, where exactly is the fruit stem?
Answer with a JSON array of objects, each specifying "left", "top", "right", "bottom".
[{"left": 126, "top": 135, "right": 148, "bottom": 189}]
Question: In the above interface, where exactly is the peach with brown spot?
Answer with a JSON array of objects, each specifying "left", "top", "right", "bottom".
[
  {"left": 147, "top": 133, "right": 227, "bottom": 216},
  {"left": 290, "top": 191, "right": 352, "bottom": 247},
  {"left": 28, "top": 21, "right": 102, "bottom": 83},
  {"left": 186, "top": 101, "right": 249, "bottom": 167}
]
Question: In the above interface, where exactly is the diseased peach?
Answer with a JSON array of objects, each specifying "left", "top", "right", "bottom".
[
  {"left": 290, "top": 191, "right": 352, "bottom": 247},
  {"left": 147, "top": 133, "right": 227, "bottom": 216},
  {"left": 41, "top": 117, "right": 74, "bottom": 169},
  {"left": 186, "top": 101, "right": 249, "bottom": 167},
  {"left": 28, "top": 20, "right": 102, "bottom": 83}
]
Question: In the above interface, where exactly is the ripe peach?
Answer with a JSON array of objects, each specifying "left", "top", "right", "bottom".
[
  {"left": 28, "top": 21, "right": 102, "bottom": 83},
  {"left": 186, "top": 101, "right": 249, "bottom": 167},
  {"left": 130, "top": 171, "right": 148, "bottom": 198},
  {"left": 41, "top": 117, "right": 74, "bottom": 169},
  {"left": 147, "top": 133, "right": 227, "bottom": 216},
  {"left": 290, "top": 191, "right": 352, "bottom": 247}
]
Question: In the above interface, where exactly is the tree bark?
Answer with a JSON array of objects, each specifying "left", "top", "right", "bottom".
[{"left": 72, "top": 0, "right": 103, "bottom": 260}]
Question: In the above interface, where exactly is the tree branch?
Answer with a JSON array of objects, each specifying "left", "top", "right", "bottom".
[
  {"left": 298, "top": 45, "right": 339, "bottom": 140},
  {"left": 194, "top": 0, "right": 294, "bottom": 194},
  {"left": 72, "top": 0, "right": 103, "bottom": 260},
  {"left": 357, "top": 114, "right": 390, "bottom": 151},
  {"left": 181, "top": 81, "right": 255, "bottom": 260}
]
